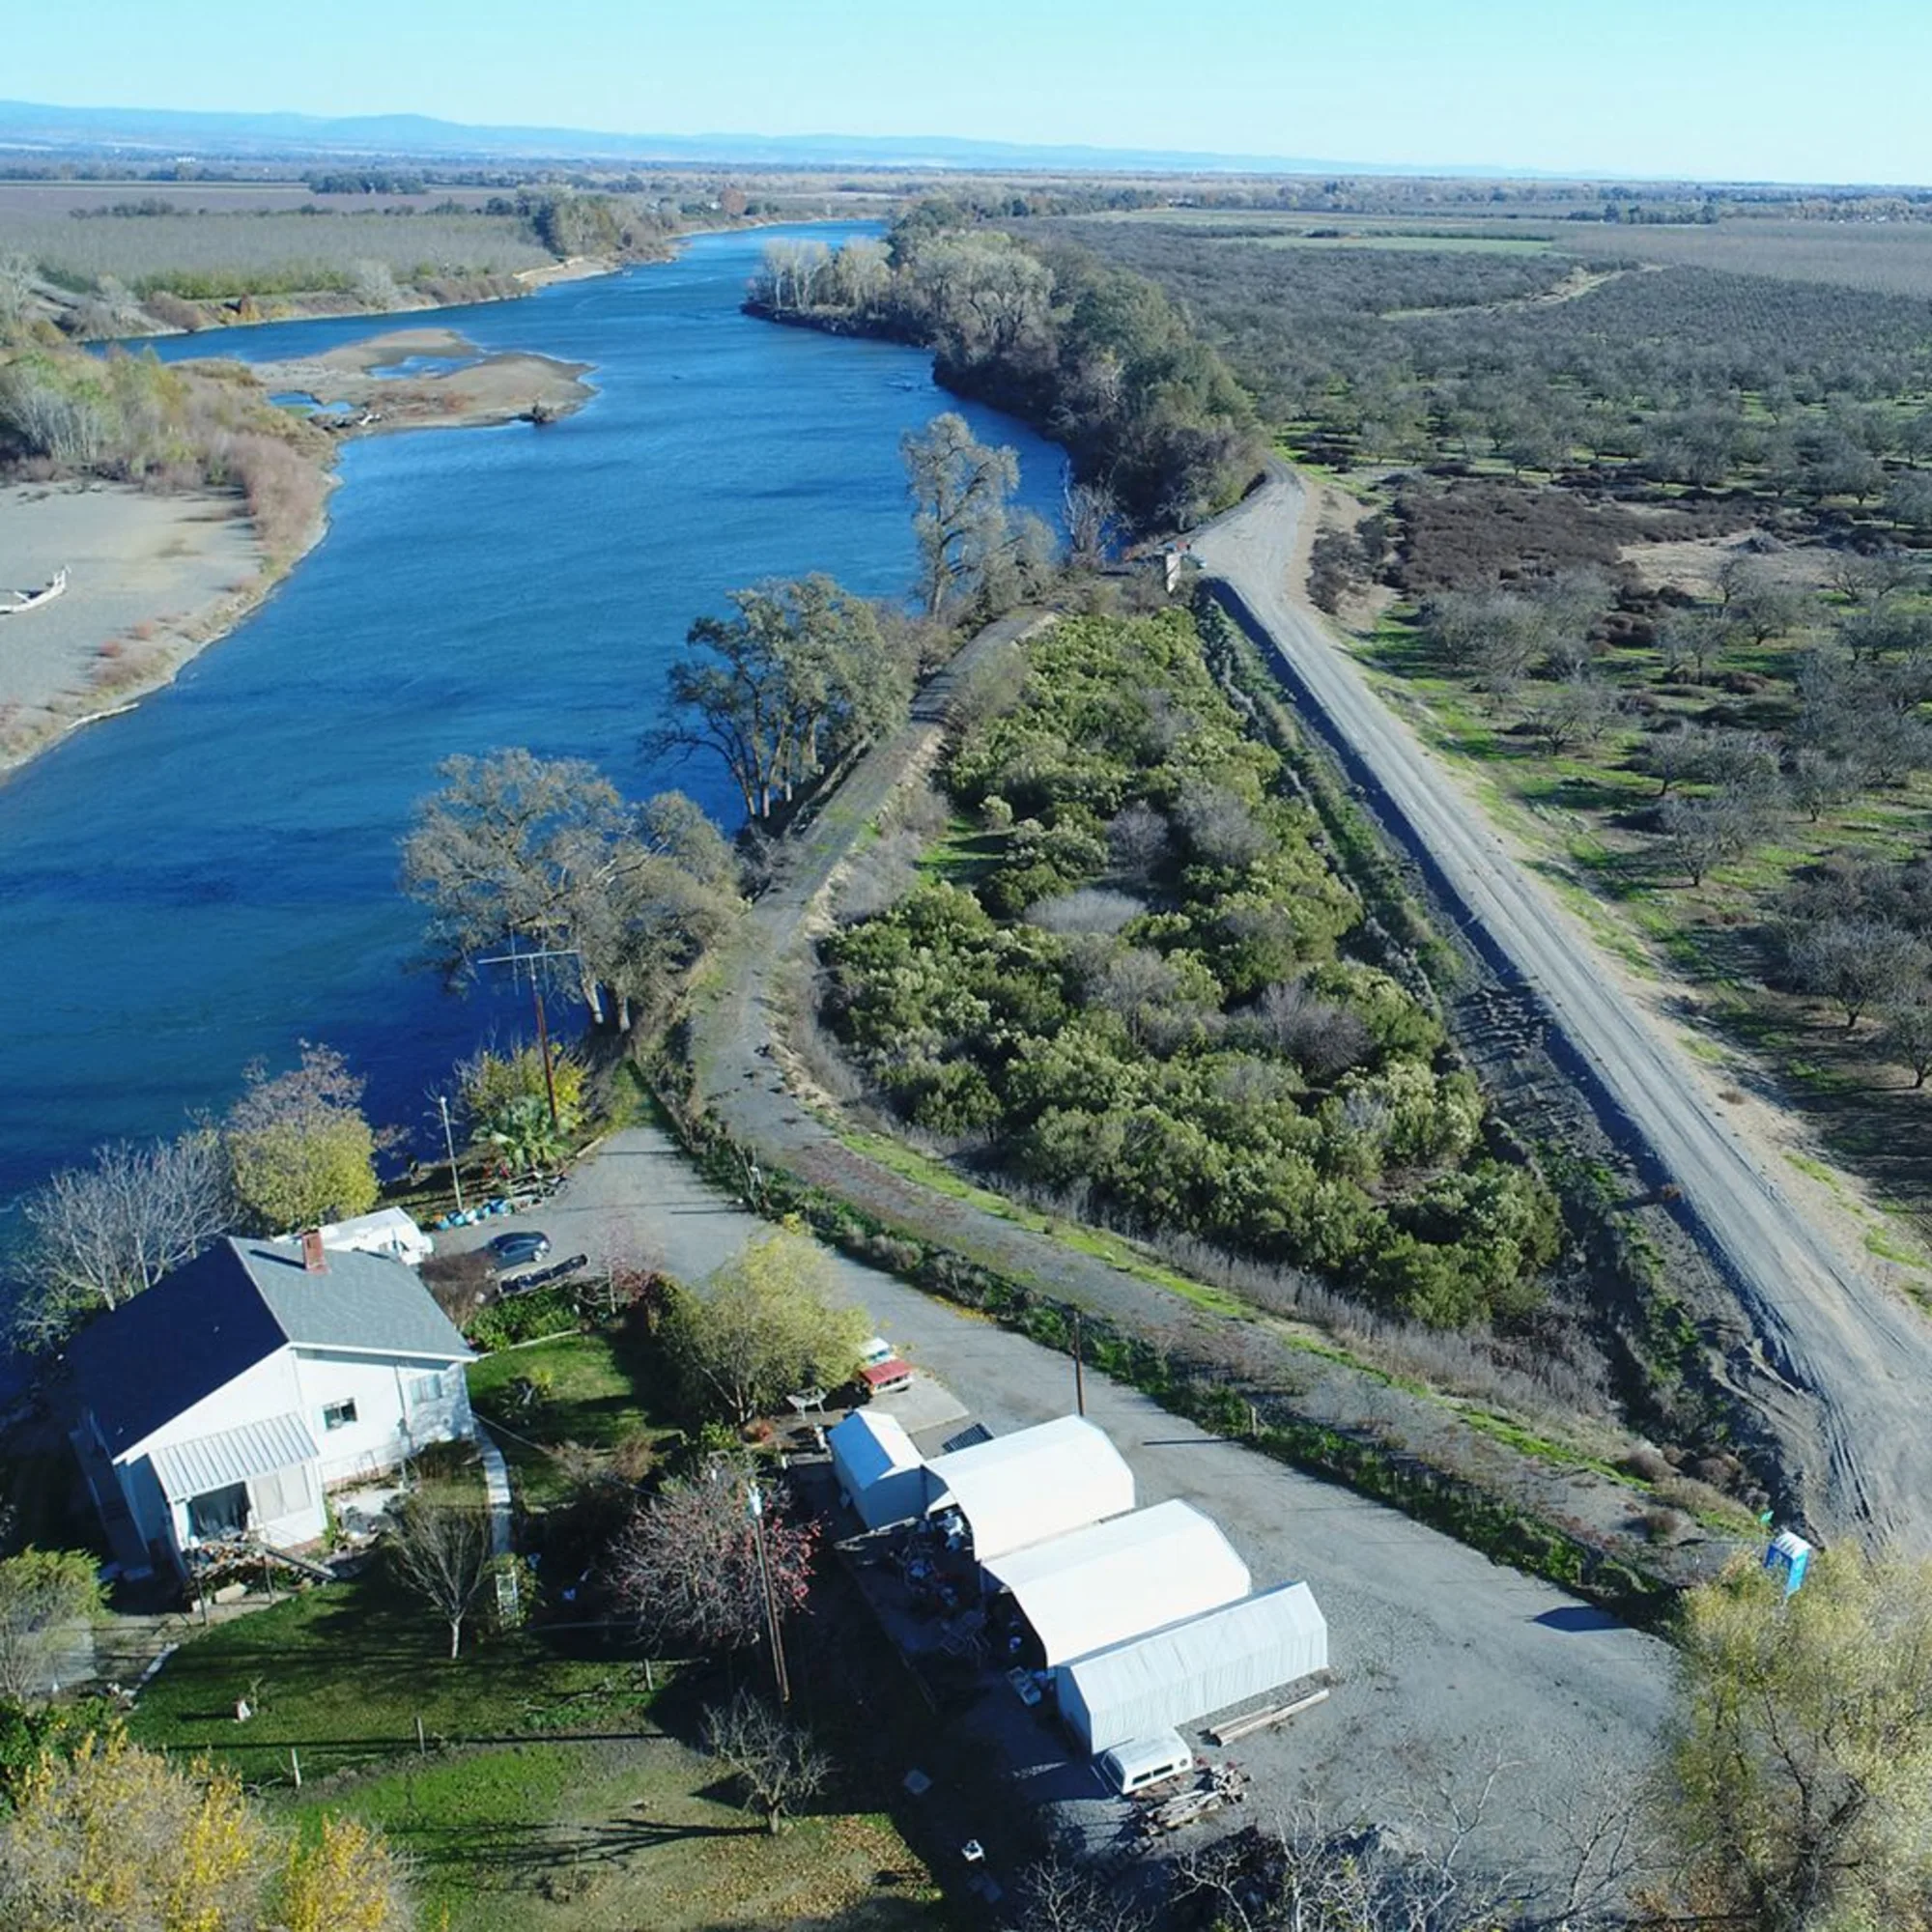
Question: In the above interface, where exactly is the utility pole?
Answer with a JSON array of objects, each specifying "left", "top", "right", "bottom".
[
  {"left": 1071, "top": 1311, "right": 1086, "bottom": 1417},
  {"left": 747, "top": 1482, "right": 791, "bottom": 1706},
  {"left": 438, "top": 1094, "right": 466, "bottom": 1214},
  {"left": 477, "top": 939, "right": 580, "bottom": 1133}
]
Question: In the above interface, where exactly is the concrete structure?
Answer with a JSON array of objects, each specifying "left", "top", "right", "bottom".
[
  {"left": 923, "top": 1414, "right": 1134, "bottom": 1563},
  {"left": 1057, "top": 1580, "right": 1330, "bottom": 1754},
  {"left": 828, "top": 1408, "right": 926, "bottom": 1530},
  {"left": 981, "top": 1500, "right": 1251, "bottom": 1667},
  {"left": 69, "top": 1236, "right": 474, "bottom": 1577}
]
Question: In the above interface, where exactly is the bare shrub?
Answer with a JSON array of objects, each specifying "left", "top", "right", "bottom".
[
  {"left": 1106, "top": 800, "right": 1170, "bottom": 881},
  {"left": 1175, "top": 781, "right": 1270, "bottom": 869},
  {"left": 1243, "top": 980, "right": 1375, "bottom": 1079},
  {"left": 214, "top": 431, "right": 328, "bottom": 556},
  {"left": 1024, "top": 887, "right": 1143, "bottom": 936},
  {"left": 833, "top": 826, "right": 926, "bottom": 923}
]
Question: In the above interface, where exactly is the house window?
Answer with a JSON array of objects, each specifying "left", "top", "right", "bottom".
[{"left": 322, "top": 1399, "right": 358, "bottom": 1433}]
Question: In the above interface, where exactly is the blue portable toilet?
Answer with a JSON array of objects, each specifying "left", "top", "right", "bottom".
[{"left": 1764, "top": 1529, "right": 1812, "bottom": 1598}]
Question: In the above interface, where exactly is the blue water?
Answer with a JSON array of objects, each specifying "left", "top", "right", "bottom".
[{"left": 0, "top": 226, "right": 1065, "bottom": 1204}]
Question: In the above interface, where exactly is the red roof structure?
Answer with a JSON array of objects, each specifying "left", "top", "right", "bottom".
[{"left": 859, "top": 1356, "right": 914, "bottom": 1391}]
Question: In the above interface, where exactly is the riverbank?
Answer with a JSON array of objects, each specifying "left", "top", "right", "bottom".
[
  {"left": 0, "top": 330, "right": 595, "bottom": 780},
  {"left": 0, "top": 480, "right": 292, "bottom": 777}
]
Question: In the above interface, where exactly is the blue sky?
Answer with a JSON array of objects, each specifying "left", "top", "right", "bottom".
[{"left": 11, "top": 0, "right": 1932, "bottom": 185}]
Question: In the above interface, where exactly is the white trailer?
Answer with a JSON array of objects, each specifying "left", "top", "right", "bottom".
[{"left": 315, "top": 1208, "right": 434, "bottom": 1268}]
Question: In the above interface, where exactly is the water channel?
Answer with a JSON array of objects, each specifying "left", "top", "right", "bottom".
[{"left": 0, "top": 226, "right": 1065, "bottom": 1205}]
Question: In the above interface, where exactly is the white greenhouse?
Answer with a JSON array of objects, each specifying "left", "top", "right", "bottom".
[
  {"left": 1056, "top": 1579, "right": 1330, "bottom": 1754},
  {"left": 922, "top": 1414, "right": 1135, "bottom": 1562},
  {"left": 981, "top": 1499, "right": 1251, "bottom": 1666},
  {"left": 828, "top": 1409, "right": 926, "bottom": 1530}
]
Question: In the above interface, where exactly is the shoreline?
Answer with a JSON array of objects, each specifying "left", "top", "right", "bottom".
[{"left": 0, "top": 329, "right": 596, "bottom": 783}]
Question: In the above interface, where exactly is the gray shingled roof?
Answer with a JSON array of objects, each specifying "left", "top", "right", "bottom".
[{"left": 70, "top": 1236, "right": 470, "bottom": 1459}]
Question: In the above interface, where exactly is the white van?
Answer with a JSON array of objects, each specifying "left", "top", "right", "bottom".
[
  {"left": 315, "top": 1208, "right": 435, "bottom": 1268},
  {"left": 1098, "top": 1730, "right": 1195, "bottom": 1797}
]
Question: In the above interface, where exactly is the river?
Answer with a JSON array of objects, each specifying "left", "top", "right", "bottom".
[{"left": 0, "top": 226, "right": 1065, "bottom": 1208}]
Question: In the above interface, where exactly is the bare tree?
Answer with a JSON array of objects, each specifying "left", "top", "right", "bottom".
[
  {"left": 1879, "top": 1001, "right": 1932, "bottom": 1089},
  {"left": 15, "top": 1133, "right": 229, "bottom": 1344},
  {"left": 1245, "top": 980, "right": 1374, "bottom": 1081},
  {"left": 1008, "top": 1844, "right": 1151, "bottom": 1932},
  {"left": 1786, "top": 917, "right": 1929, "bottom": 1031},
  {"left": 1106, "top": 802, "right": 1170, "bottom": 883},
  {"left": 903, "top": 412, "right": 1020, "bottom": 618},
  {"left": 1063, "top": 475, "right": 1123, "bottom": 573},
  {"left": 699, "top": 1689, "right": 831, "bottom": 1834},
  {"left": 610, "top": 1461, "right": 816, "bottom": 1657},
  {"left": 1657, "top": 793, "right": 1770, "bottom": 887},
  {"left": 1521, "top": 675, "right": 1619, "bottom": 756},
  {"left": 386, "top": 1488, "right": 497, "bottom": 1660}
]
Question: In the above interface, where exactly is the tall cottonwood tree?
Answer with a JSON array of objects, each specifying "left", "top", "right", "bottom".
[
  {"left": 1659, "top": 1553, "right": 1932, "bottom": 1932},
  {"left": 901, "top": 412, "right": 1021, "bottom": 617},
  {"left": 662, "top": 576, "right": 908, "bottom": 821},
  {"left": 403, "top": 751, "right": 737, "bottom": 1027},
  {"left": 660, "top": 1228, "right": 868, "bottom": 1429},
  {"left": 224, "top": 1043, "right": 379, "bottom": 1234},
  {"left": 0, "top": 1734, "right": 414, "bottom": 1931}
]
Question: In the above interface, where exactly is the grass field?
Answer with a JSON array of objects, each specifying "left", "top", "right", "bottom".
[
  {"left": 466, "top": 1331, "right": 681, "bottom": 1510},
  {"left": 126, "top": 1576, "right": 939, "bottom": 1931}
]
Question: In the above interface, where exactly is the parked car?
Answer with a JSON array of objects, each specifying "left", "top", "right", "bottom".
[{"left": 486, "top": 1230, "right": 551, "bottom": 1270}]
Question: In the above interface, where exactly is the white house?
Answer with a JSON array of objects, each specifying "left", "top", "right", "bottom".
[{"left": 69, "top": 1235, "right": 474, "bottom": 1578}]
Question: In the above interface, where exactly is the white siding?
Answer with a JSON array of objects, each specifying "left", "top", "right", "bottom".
[
  {"left": 1056, "top": 1581, "right": 1329, "bottom": 1755},
  {"left": 293, "top": 1349, "right": 471, "bottom": 1484},
  {"left": 829, "top": 1411, "right": 926, "bottom": 1530},
  {"left": 985, "top": 1501, "right": 1251, "bottom": 1666}
]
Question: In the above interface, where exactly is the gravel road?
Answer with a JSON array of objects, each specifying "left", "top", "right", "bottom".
[
  {"left": 446, "top": 1126, "right": 1674, "bottom": 1895},
  {"left": 1193, "top": 469, "right": 1932, "bottom": 1550}
]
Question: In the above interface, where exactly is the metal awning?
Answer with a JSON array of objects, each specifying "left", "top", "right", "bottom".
[{"left": 150, "top": 1412, "right": 320, "bottom": 1503}]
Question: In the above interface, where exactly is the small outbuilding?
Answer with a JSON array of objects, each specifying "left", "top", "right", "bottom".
[
  {"left": 981, "top": 1499, "right": 1251, "bottom": 1667},
  {"left": 922, "top": 1414, "right": 1135, "bottom": 1564},
  {"left": 828, "top": 1408, "right": 925, "bottom": 1530},
  {"left": 1056, "top": 1579, "right": 1330, "bottom": 1755}
]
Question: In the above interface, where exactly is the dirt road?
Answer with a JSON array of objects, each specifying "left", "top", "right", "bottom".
[{"left": 1193, "top": 469, "right": 1932, "bottom": 1550}]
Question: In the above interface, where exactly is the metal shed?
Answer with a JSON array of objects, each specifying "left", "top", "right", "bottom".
[
  {"left": 981, "top": 1499, "right": 1251, "bottom": 1666},
  {"left": 1056, "top": 1579, "right": 1329, "bottom": 1754},
  {"left": 827, "top": 1409, "right": 925, "bottom": 1530},
  {"left": 922, "top": 1414, "right": 1135, "bottom": 1562}
]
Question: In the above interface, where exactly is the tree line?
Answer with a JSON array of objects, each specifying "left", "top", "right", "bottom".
[{"left": 748, "top": 204, "right": 1265, "bottom": 530}]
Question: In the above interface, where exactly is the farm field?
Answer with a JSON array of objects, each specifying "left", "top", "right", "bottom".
[{"left": 0, "top": 208, "right": 553, "bottom": 298}]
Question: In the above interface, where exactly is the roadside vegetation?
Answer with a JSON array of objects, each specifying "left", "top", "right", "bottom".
[{"left": 818, "top": 605, "right": 1558, "bottom": 1325}]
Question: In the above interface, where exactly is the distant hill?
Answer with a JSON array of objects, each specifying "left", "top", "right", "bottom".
[{"left": 0, "top": 98, "right": 1520, "bottom": 177}]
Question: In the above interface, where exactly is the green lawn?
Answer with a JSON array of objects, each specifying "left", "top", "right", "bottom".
[
  {"left": 466, "top": 1331, "right": 680, "bottom": 1509},
  {"left": 126, "top": 1570, "right": 941, "bottom": 1932}
]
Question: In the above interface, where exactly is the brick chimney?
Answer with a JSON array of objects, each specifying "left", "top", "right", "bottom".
[{"left": 300, "top": 1229, "right": 328, "bottom": 1273}]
